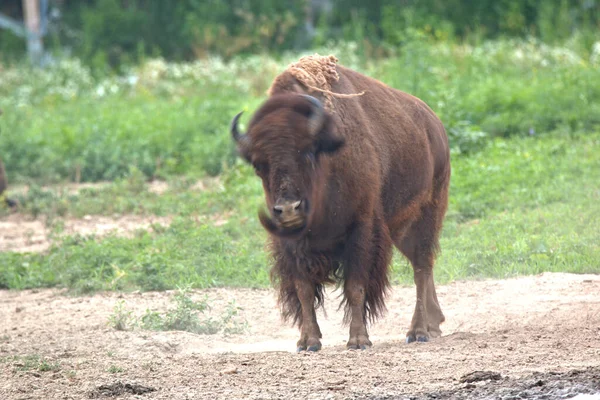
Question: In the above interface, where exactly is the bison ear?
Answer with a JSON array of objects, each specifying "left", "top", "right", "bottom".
[{"left": 316, "top": 129, "right": 345, "bottom": 154}]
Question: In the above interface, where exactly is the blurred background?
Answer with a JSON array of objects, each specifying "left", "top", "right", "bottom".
[
  {"left": 2, "top": 1, "right": 600, "bottom": 67},
  {"left": 0, "top": 1, "right": 599, "bottom": 292}
]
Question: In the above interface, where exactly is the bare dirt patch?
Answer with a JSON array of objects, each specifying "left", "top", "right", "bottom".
[
  {"left": 0, "top": 272, "right": 599, "bottom": 399},
  {"left": 0, "top": 213, "right": 171, "bottom": 252},
  {"left": 0, "top": 179, "right": 227, "bottom": 252},
  {"left": 8, "top": 177, "right": 221, "bottom": 198}
]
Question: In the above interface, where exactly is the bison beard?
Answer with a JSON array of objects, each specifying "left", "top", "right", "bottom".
[{"left": 231, "top": 55, "right": 450, "bottom": 351}]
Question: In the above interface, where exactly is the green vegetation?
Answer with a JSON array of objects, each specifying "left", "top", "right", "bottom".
[
  {"left": 107, "top": 300, "right": 136, "bottom": 331},
  {"left": 0, "top": 37, "right": 599, "bottom": 293},
  {"left": 107, "top": 288, "right": 247, "bottom": 334},
  {"left": 2, "top": 39, "right": 599, "bottom": 182},
  {"left": 1, "top": 1, "right": 598, "bottom": 65},
  {"left": 107, "top": 365, "right": 124, "bottom": 374},
  {"left": 1, "top": 355, "right": 61, "bottom": 373},
  {"left": 1, "top": 131, "right": 598, "bottom": 291}
]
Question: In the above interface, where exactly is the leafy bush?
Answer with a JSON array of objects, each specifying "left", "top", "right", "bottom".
[
  {"left": 2, "top": 39, "right": 599, "bottom": 183},
  {"left": 2, "top": 0, "right": 600, "bottom": 65},
  {"left": 50, "top": 0, "right": 306, "bottom": 67},
  {"left": 329, "top": 0, "right": 600, "bottom": 44}
]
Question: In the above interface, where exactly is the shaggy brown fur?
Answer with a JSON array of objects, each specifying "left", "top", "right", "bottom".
[{"left": 232, "top": 54, "right": 450, "bottom": 351}]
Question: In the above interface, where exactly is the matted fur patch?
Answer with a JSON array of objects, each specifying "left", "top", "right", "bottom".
[{"left": 268, "top": 54, "right": 365, "bottom": 111}]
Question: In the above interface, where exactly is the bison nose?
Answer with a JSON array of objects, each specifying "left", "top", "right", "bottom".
[
  {"left": 273, "top": 200, "right": 302, "bottom": 215},
  {"left": 273, "top": 200, "right": 305, "bottom": 226}
]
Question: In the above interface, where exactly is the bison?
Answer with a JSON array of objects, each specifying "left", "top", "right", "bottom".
[{"left": 230, "top": 55, "right": 450, "bottom": 351}]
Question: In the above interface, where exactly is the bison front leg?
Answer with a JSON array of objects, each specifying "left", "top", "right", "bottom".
[
  {"left": 343, "top": 219, "right": 392, "bottom": 350},
  {"left": 295, "top": 279, "right": 322, "bottom": 352},
  {"left": 344, "top": 279, "right": 372, "bottom": 349}
]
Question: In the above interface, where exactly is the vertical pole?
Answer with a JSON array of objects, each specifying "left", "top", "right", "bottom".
[{"left": 23, "top": 0, "right": 43, "bottom": 65}]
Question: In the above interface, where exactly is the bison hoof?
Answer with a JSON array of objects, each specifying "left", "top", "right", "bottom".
[
  {"left": 347, "top": 343, "right": 371, "bottom": 350},
  {"left": 296, "top": 344, "right": 321, "bottom": 352},
  {"left": 307, "top": 344, "right": 321, "bottom": 352},
  {"left": 406, "top": 334, "right": 429, "bottom": 344},
  {"left": 297, "top": 338, "right": 322, "bottom": 352},
  {"left": 347, "top": 336, "right": 372, "bottom": 350}
]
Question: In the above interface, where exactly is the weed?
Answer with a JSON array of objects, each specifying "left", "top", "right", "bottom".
[
  {"left": 108, "top": 288, "right": 248, "bottom": 335},
  {"left": 9, "top": 355, "right": 60, "bottom": 372},
  {"left": 107, "top": 365, "right": 124, "bottom": 373},
  {"left": 107, "top": 300, "right": 135, "bottom": 331},
  {"left": 221, "top": 301, "right": 249, "bottom": 335},
  {"left": 38, "top": 359, "right": 61, "bottom": 372},
  {"left": 14, "top": 355, "right": 42, "bottom": 371},
  {"left": 154, "top": 288, "right": 213, "bottom": 333}
]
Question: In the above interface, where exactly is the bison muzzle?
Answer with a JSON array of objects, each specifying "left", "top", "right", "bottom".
[{"left": 231, "top": 55, "right": 450, "bottom": 351}]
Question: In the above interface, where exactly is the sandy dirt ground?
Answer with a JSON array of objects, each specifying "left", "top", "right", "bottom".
[
  {"left": 1, "top": 272, "right": 599, "bottom": 399},
  {"left": 0, "top": 213, "right": 172, "bottom": 253}
]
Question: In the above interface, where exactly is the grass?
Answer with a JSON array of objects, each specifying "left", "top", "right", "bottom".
[
  {"left": 1, "top": 355, "right": 61, "bottom": 373},
  {"left": 107, "top": 288, "right": 248, "bottom": 334},
  {"left": 1, "top": 39, "right": 599, "bottom": 183},
  {"left": 1, "top": 131, "right": 598, "bottom": 291},
  {"left": 107, "top": 365, "right": 124, "bottom": 374},
  {"left": 0, "top": 37, "right": 598, "bottom": 292}
]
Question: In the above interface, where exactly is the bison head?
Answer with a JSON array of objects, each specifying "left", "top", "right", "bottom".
[{"left": 231, "top": 94, "right": 344, "bottom": 238}]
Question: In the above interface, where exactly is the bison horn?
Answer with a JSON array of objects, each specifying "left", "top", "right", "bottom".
[
  {"left": 230, "top": 111, "right": 246, "bottom": 142},
  {"left": 300, "top": 95, "right": 325, "bottom": 136}
]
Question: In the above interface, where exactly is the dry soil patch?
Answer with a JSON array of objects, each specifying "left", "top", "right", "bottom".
[{"left": 0, "top": 272, "right": 599, "bottom": 399}]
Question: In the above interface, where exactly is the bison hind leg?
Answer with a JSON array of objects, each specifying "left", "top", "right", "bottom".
[{"left": 396, "top": 199, "right": 447, "bottom": 343}]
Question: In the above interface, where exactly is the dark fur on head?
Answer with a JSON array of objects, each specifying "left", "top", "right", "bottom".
[{"left": 232, "top": 94, "right": 344, "bottom": 239}]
